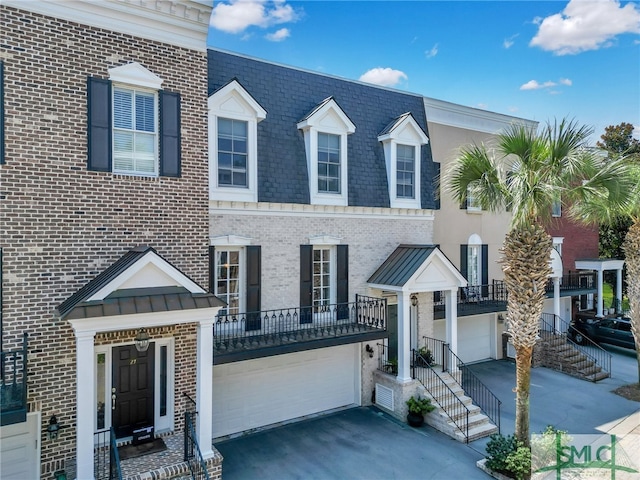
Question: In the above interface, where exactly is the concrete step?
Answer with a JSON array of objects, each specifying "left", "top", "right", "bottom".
[
  {"left": 585, "top": 370, "right": 611, "bottom": 382},
  {"left": 452, "top": 419, "right": 499, "bottom": 443}
]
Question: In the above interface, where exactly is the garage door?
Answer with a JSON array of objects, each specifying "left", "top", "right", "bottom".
[
  {"left": 458, "top": 316, "right": 492, "bottom": 363},
  {"left": 213, "top": 344, "right": 358, "bottom": 438},
  {"left": 0, "top": 413, "right": 40, "bottom": 480}
]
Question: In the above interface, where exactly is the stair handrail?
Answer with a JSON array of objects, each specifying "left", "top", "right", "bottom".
[
  {"left": 440, "top": 342, "right": 501, "bottom": 434},
  {"left": 183, "top": 393, "right": 210, "bottom": 480},
  {"left": 539, "top": 313, "right": 611, "bottom": 380},
  {"left": 411, "top": 349, "right": 470, "bottom": 443}
]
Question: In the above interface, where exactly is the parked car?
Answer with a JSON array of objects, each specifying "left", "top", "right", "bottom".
[{"left": 569, "top": 316, "right": 636, "bottom": 350}]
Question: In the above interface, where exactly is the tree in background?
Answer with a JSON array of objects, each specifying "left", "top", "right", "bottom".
[
  {"left": 597, "top": 122, "right": 640, "bottom": 292},
  {"left": 447, "top": 119, "right": 631, "bottom": 454}
]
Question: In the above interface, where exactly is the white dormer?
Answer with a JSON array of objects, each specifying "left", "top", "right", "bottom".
[
  {"left": 378, "top": 113, "right": 429, "bottom": 209},
  {"left": 209, "top": 79, "right": 267, "bottom": 202},
  {"left": 297, "top": 97, "right": 355, "bottom": 206}
]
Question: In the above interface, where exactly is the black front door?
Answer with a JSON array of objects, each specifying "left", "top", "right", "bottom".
[{"left": 112, "top": 343, "right": 155, "bottom": 438}]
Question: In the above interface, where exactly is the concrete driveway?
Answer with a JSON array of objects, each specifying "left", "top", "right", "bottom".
[{"left": 214, "top": 347, "right": 639, "bottom": 480}]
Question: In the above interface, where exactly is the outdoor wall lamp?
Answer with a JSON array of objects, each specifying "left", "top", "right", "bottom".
[
  {"left": 47, "top": 415, "right": 63, "bottom": 440},
  {"left": 497, "top": 314, "right": 505, "bottom": 324},
  {"left": 134, "top": 328, "right": 151, "bottom": 352},
  {"left": 365, "top": 344, "right": 374, "bottom": 358},
  {"left": 410, "top": 294, "right": 418, "bottom": 307}
]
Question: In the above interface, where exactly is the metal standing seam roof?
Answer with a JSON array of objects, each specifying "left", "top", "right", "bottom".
[
  {"left": 367, "top": 245, "right": 437, "bottom": 287},
  {"left": 56, "top": 246, "right": 224, "bottom": 319}
]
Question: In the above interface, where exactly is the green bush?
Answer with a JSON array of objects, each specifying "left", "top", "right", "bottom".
[
  {"left": 504, "top": 445, "right": 532, "bottom": 480},
  {"left": 485, "top": 433, "right": 519, "bottom": 473},
  {"left": 405, "top": 395, "right": 436, "bottom": 415}
]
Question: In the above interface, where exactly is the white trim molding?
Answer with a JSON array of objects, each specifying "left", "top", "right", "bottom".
[
  {"left": 298, "top": 97, "right": 355, "bottom": 207},
  {"left": 378, "top": 113, "right": 428, "bottom": 209},
  {"left": 4, "top": 0, "right": 213, "bottom": 52},
  {"left": 209, "top": 80, "right": 266, "bottom": 203},
  {"left": 109, "top": 62, "right": 163, "bottom": 90},
  {"left": 210, "top": 234, "right": 253, "bottom": 246},
  {"left": 308, "top": 234, "right": 342, "bottom": 245}
]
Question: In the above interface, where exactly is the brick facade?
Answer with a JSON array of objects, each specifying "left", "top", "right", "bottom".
[
  {"left": 547, "top": 216, "right": 599, "bottom": 273},
  {"left": 1, "top": 5, "right": 209, "bottom": 475}
]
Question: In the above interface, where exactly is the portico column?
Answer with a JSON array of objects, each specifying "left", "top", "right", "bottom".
[
  {"left": 445, "top": 288, "right": 458, "bottom": 356},
  {"left": 616, "top": 268, "right": 623, "bottom": 313},
  {"left": 596, "top": 269, "right": 604, "bottom": 317},
  {"left": 397, "top": 292, "right": 412, "bottom": 382},
  {"left": 553, "top": 277, "right": 561, "bottom": 330},
  {"left": 75, "top": 330, "right": 96, "bottom": 480},
  {"left": 196, "top": 317, "right": 214, "bottom": 457}
]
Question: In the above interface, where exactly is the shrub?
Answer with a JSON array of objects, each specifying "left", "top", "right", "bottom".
[
  {"left": 504, "top": 444, "right": 532, "bottom": 480},
  {"left": 405, "top": 395, "right": 436, "bottom": 415},
  {"left": 485, "top": 433, "right": 519, "bottom": 474}
]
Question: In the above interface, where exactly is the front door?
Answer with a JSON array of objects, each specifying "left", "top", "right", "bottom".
[{"left": 112, "top": 344, "right": 155, "bottom": 438}]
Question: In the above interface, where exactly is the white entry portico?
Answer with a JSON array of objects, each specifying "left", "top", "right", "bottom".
[{"left": 368, "top": 245, "right": 467, "bottom": 381}]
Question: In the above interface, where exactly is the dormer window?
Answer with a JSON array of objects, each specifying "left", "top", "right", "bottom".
[
  {"left": 209, "top": 79, "right": 266, "bottom": 202},
  {"left": 298, "top": 97, "right": 355, "bottom": 206},
  {"left": 378, "top": 113, "right": 428, "bottom": 209}
]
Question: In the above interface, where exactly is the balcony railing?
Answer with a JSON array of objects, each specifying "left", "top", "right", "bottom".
[
  {"left": 214, "top": 295, "right": 387, "bottom": 356},
  {"left": 434, "top": 281, "right": 508, "bottom": 318},
  {"left": 1, "top": 333, "right": 28, "bottom": 426},
  {"left": 545, "top": 271, "right": 597, "bottom": 294}
]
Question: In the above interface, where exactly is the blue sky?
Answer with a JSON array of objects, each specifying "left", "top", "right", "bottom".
[{"left": 206, "top": 0, "right": 640, "bottom": 145}]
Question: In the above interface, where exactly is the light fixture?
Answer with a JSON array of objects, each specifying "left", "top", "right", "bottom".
[
  {"left": 134, "top": 328, "right": 150, "bottom": 352},
  {"left": 497, "top": 314, "right": 505, "bottom": 323},
  {"left": 410, "top": 294, "right": 418, "bottom": 307},
  {"left": 365, "top": 344, "right": 374, "bottom": 358},
  {"left": 47, "top": 415, "right": 61, "bottom": 440}
]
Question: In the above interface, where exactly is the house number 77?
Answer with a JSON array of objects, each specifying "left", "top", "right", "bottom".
[{"left": 129, "top": 359, "right": 137, "bottom": 365}]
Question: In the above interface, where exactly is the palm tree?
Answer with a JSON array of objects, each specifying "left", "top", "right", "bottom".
[
  {"left": 571, "top": 160, "right": 640, "bottom": 383},
  {"left": 446, "top": 119, "right": 632, "bottom": 448}
]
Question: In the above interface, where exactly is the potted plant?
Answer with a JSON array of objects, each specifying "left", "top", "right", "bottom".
[
  {"left": 405, "top": 395, "right": 435, "bottom": 427},
  {"left": 417, "top": 347, "right": 433, "bottom": 366},
  {"left": 384, "top": 357, "right": 398, "bottom": 375}
]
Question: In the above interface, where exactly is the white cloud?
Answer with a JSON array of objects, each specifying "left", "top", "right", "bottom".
[
  {"left": 210, "top": 0, "right": 299, "bottom": 34},
  {"left": 530, "top": 0, "right": 640, "bottom": 55},
  {"left": 359, "top": 67, "right": 408, "bottom": 87},
  {"left": 503, "top": 34, "right": 519, "bottom": 49},
  {"left": 425, "top": 43, "right": 439, "bottom": 59},
  {"left": 265, "top": 28, "right": 290, "bottom": 42},
  {"left": 520, "top": 78, "right": 574, "bottom": 91}
]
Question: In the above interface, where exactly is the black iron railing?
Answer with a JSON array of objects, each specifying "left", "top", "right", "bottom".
[
  {"left": 184, "top": 393, "right": 210, "bottom": 480},
  {"left": 545, "top": 271, "right": 597, "bottom": 294},
  {"left": 94, "top": 427, "right": 122, "bottom": 480},
  {"left": 1, "top": 333, "right": 28, "bottom": 426},
  {"left": 420, "top": 337, "right": 501, "bottom": 435},
  {"left": 411, "top": 348, "right": 470, "bottom": 442},
  {"left": 539, "top": 313, "right": 611, "bottom": 381},
  {"left": 433, "top": 282, "right": 508, "bottom": 318},
  {"left": 376, "top": 343, "right": 397, "bottom": 375},
  {"left": 215, "top": 296, "right": 386, "bottom": 351}
]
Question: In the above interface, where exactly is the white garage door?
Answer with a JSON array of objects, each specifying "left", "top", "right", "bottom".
[
  {"left": 0, "top": 413, "right": 40, "bottom": 480},
  {"left": 213, "top": 344, "right": 358, "bottom": 438},
  {"left": 458, "top": 315, "right": 492, "bottom": 363}
]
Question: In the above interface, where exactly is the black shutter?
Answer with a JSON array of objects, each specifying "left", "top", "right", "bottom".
[
  {"left": 460, "top": 245, "right": 468, "bottom": 280},
  {"left": 336, "top": 245, "right": 349, "bottom": 320},
  {"left": 300, "top": 245, "right": 313, "bottom": 324},
  {"left": 87, "top": 77, "right": 112, "bottom": 172},
  {"left": 245, "top": 246, "right": 262, "bottom": 330},
  {"left": 159, "top": 90, "right": 181, "bottom": 177},
  {"left": 1, "top": 61, "right": 4, "bottom": 165},
  {"left": 433, "top": 162, "right": 440, "bottom": 210},
  {"left": 208, "top": 246, "right": 215, "bottom": 294},
  {"left": 481, "top": 244, "right": 489, "bottom": 296}
]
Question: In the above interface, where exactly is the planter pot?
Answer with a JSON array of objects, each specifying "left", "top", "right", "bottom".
[{"left": 407, "top": 412, "right": 424, "bottom": 427}]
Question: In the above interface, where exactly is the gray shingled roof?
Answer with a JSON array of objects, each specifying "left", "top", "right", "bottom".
[
  {"left": 57, "top": 246, "right": 223, "bottom": 319},
  {"left": 367, "top": 245, "right": 438, "bottom": 287}
]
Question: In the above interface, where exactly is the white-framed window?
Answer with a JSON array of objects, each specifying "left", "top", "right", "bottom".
[
  {"left": 313, "top": 246, "right": 336, "bottom": 309},
  {"left": 298, "top": 97, "right": 355, "bottom": 206},
  {"left": 378, "top": 112, "right": 428, "bottom": 209},
  {"left": 552, "top": 197, "right": 562, "bottom": 217},
  {"left": 209, "top": 80, "right": 266, "bottom": 202},
  {"left": 396, "top": 144, "right": 415, "bottom": 199},
  {"left": 217, "top": 118, "right": 248, "bottom": 188},
  {"left": 466, "top": 186, "right": 482, "bottom": 211},
  {"left": 112, "top": 86, "right": 158, "bottom": 175},
  {"left": 108, "top": 63, "right": 163, "bottom": 176},
  {"left": 214, "top": 247, "right": 244, "bottom": 316},
  {"left": 467, "top": 233, "right": 483, "bottom": 288}
]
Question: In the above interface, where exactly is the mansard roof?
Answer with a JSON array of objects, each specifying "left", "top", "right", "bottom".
[{"left": 207, "top": 49, "right": 437, "bottom": 209}]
